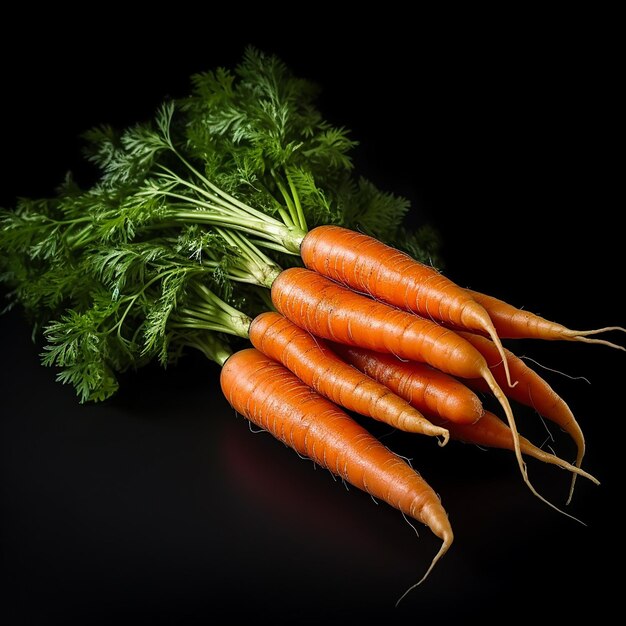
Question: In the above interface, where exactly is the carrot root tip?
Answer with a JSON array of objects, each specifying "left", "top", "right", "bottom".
[
  {"left": 394, "top": 535, "right": 452, "bottom": 608},
  {"left": 575, "top": 336, "right": 626, "bottom": 351}
]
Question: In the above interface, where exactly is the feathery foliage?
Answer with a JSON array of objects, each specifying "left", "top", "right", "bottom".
[{"left": 0, "top": 47, "right": 440, "bottom": 401}]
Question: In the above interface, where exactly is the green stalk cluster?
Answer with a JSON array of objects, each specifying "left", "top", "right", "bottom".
[{"left": 0, "top": 47, "right": 440, "bottom": 402}]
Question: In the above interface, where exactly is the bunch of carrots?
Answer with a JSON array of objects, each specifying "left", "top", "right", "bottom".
[
  {"left": 217, "top": 225, "right": 622, "bottom": 603},
  {"left": 1, "top": 48, "right": 623, "bottom": 605}
]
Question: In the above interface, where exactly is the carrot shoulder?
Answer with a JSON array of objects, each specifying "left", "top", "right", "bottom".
[
  {"left": 220, "top": 347, "right": 453, "bottom": 591},
  {"left": 300, "top": 225, "right": 516, "bottom": 386},
  {"left": 248, "top": 311, "right": 449, "bottom": 442},
  {"left": 466, "top": 289, "right": 625, "bottom": 350}
]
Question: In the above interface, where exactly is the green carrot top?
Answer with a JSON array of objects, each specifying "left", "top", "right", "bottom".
[{"left": 0, "top": 47, "right": 440, "bottom": 402}]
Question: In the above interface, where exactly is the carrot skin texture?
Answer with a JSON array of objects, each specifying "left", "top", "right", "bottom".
[
  {"left": 220, "top": 348, "right": 453, "bottom": 552},
  {"left": 271, "top": 267, "right": 493, "bottom": 380},
  {"left": 271, "top": 267, "right": 574, "bottom": 511},
  {"left": 467, "top": 289, "right": 574, "bottom": 339},
  {"left": 248, "top": 312, "right": 448, "bottom": 440},
  {"left": 300, "top": 225, "right": 515, "bottom": 384},
  {"left": 331, "top": 343, "right": 484, "bottom": 425}
]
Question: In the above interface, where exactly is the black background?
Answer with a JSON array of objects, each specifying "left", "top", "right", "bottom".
[{"left": 1, "top": 10, "right": 623, "bottom": 625}]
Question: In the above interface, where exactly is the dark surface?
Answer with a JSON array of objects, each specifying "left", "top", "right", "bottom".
[{"left": 1, "top": 14, "right": 622, "bottom": 624}]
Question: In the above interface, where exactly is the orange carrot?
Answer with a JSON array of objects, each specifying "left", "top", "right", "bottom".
[
  {"left": 330, "top": 343, "right": 484, "bottom": 425},
  {"left": 248, "top": 311, "right": 449, "bottom": 442},
  {"left": 458, "top": 331, "right": 587, "bottom": 503},
  {"left": 331, "top": 341, "right": 598, "bottom": 494},
  {"left": 427, "top": 410, "right": 598, "bottom": 486},
  {"left": 220, "top": 347, "right": 453, "bottom": 594},
  {"left": 466, "top": 289, "right": 625, "bottom": 350},
  {"left": 271, "top": 266, "right": 554, "bottom": 509},
  {"left": 300, "top": 225, "right": 516, "bottom": 386}
]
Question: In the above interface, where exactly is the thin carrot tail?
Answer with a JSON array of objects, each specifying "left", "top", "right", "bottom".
[
  {"left": 557, "top": 411, "right": 586, "bottom": 505},
  {"left": 567, "top": 445, "right": 587, "bottom": 505},
  {"left": 573, "top": 336, "right": 626, "bottom": 351},
  {"left": 480, "top": 365, "right": 527, "bottom": 482},
  {"left": 569, "top": 325, "right": 626, "bottom": 336},
  {"left": 460, "top": 329, "right": 588, "bottom": 501},
  {"left": 520, "top": 470, "right": 587, "bottom": 526},
  {"left": 485, "top": 324, "right": 518, "bottom": 387},
  {"left": 561, "top": 325, "right": 625, "bottom": 350},
  {"left": 395, "top": 530, "right": 453, "bottom": 608},
  {"left": 480, "top": 366, "right": 586, "bottom": 524},
  {"left": 518, "top": 437, "right": 598, "bottom": 486},
  {"left": 464, "top": 301, "right": 517, "bottom": 388},
  {"left": 555, "top": 412, "right": 586, "bottom": 505}
]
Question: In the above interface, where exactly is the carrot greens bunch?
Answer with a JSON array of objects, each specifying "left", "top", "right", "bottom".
[{"left": 1, "top": 47, "right": 619, "bottom": 604}]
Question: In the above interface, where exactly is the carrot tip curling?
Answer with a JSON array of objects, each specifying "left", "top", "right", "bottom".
[{"left": 395, "top": 533, "right": 453, "bottom": 608}]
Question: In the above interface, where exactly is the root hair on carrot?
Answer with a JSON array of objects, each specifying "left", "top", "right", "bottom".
[
  {"left": 520, "top": 355, "right": 592, "bottom": 383},
  {"left": 401, "top": 512, "right": 421, "bottom": 538}
]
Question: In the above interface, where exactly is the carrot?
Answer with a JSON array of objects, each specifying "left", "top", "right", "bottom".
[
  {"left": 427, "top": 410, "right": 599, "bottom": 486},
  {"left": 466, "top": 288, "right": 625, "bottom": 350},
  {"left": 458, "top": 331, "right": 587, "bottom": 503},
  {"left": 331, "top": 341, "right": 598, "bottom": 495},
  {"left": 300, "top": 225, "right": 516, "bottom": 387},
  {"left": 220, "top": 347, "right": 453, "bottom": 596},
  {"left": 248, "top": 311, "right": 449, "bottom": 443},
  {"left": 271, "top": 266, "right": 556, "bottom": 510},
  {"left": 330, "top": 343, "right": 485, "bottom": 425}
]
